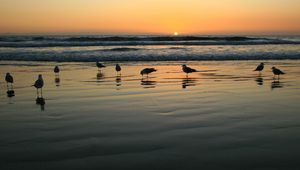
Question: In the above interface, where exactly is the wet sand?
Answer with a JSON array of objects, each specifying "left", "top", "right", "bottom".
[{"left": 1, "top": 60, "right": 300, "bottom": 170}]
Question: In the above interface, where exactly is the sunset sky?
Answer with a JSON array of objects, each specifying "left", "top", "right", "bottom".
[{"left": 1, "top": 0, "right": 299, "bottom": 35}]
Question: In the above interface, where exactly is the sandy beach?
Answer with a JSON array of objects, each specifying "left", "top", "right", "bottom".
[{"left": 1, "top": 60, "right": 300, "bottom": 169}]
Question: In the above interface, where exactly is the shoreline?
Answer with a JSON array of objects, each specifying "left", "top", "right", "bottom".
[{"left": 1, "top": 58, "right": 300, "bottom": 63}]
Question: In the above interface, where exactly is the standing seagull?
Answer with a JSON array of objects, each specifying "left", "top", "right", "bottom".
[
  {"left": 272, "top": 67, "right": 285, "bottom": 79},
  {"left": 140, "top": 68, "right": 157, "bottom": 77},
  {"left": 182, "top": 64, "right": 197, "bottom": 77},
  {"left": 54, "top": 65, "right": 60, "bottom": 86},
  {"left": 5, "top": 73, "right": 14, "bottom": 89},
  {"left": 96, "top": 62, "right": 106, "bottom": 71},
  {"left": 33, "top": 74, "right": 44, "bottom": 97},
  {"left": 115, "top": 64, "right": 121, "bottom": 75},
  {"left": 254, "top": 63, "right": 264, "bottom": 73},
  {"left": 54, "top": 66, "right": 60, "bottom": 75}
]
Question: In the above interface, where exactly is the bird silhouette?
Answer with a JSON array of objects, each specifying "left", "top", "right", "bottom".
[
  {"left": 54, "top": 65, "right": 60, "bottom": 74},
  {"left": 115, "top": 64, "right": 121, "bottom": 75},
  {"left": 272, "top": 67, "right": 285, "bottom": 79},
  {"left": 182, "top": 65, "right": 197, "bottom": 77},
  {"left": 33, "top": 74, "right": 44, "bottom": 97},
  {"left": 254, "top": 63, "right": 264, "bottom": 73},
  {"left": 96, "top": 62, "right": 106, "bottom": 72},
  {"left": 5, "top": 73, "right": 14, "bottom": 90},
  {"left": 140, "top": 68, "right": 157, "bottom": 77},
  {"left": 54, "top": 65, "right": 60, "bottom": 85}
]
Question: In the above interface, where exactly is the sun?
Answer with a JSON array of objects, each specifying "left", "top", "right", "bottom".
[{"left": 174, "top": 32, "right": 178, "bottom": 36}]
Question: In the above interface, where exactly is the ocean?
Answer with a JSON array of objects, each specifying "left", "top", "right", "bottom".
[{"left": 0, "top": 35, "right": 300, "bottom": 61}]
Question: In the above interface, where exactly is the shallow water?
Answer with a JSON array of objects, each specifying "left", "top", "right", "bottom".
[{"left": 0, "top": 60, "right": 300, "bottom": 170}]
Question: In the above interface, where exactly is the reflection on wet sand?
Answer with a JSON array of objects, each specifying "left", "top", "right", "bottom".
[
  {"left": 182, "top": 78, "right": 197, "bottom": 89},
  {"left": 141, "top": 78, "right": 156, "bottom": 88},
  {"left": 271, "top": 80, "right": 284, "bottom": 90},
  {"left": 55, "top": 76, "right": 60, "bottom": 87},
  {"left": 96, "top": 72, "right": 104, "bottom": 80},
  {"left": 6, "top": 90, "right": 15, "bottom": 98},
  {"left": 255, "top": 77, "right": 264, "bottom": 86},
  {"left": 36, "top": 97, "right": 46, "bottom": 111},
  {"left": 116, "top": 76, "right": 122, "bottom": 87}
]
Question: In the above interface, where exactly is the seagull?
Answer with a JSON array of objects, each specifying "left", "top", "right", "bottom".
[
  {"left": 254, "top": 63, "right": 264, "bottom": 73},
  {"left": 272, "top": 67, "right": 285, "bottom": 79},
  {"left": 115, "top": 64, "right": 121, "bottom": 75},
  {"left": 182, "top": 64, "right": 197, "bottom": 77},
  {"left": 140, "top": 68, "right": 157, "bottom": 77},
  {"left": 33, "top": 74, "right": 44, "bottom": 96},
  {"left": 54, "top": 65, "right": 60, "bottom": 74},
  {"left": 96, "top": 62, "right": 106, "bottom": 71},
  {"left": 5, "top": 73, "right": 14, "bottom": 89}
]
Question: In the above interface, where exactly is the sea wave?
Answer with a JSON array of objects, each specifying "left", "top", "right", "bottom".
[
  {"left": 101, "top": 47, "right": 141, "bottom": 52},
  {"left": 0, "top": 35, "right": 299, "bottom": 47},
  {"left": 1, "top": 47, "right": 299, "bottom": 61}
]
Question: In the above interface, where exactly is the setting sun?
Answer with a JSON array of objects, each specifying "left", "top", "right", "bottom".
[{"left": 174, "top": 32, "right": 179, "bottom": 36}]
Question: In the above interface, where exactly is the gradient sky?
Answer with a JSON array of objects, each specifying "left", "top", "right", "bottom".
[{"left": 0, "top": 0, "right": 299, "bottom": 34}]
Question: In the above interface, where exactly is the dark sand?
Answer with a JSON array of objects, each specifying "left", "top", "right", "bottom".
[{"left": 0, "top": 60, "right": 300, "bottom": 170}]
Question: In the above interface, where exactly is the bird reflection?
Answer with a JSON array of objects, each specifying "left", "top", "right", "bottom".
[
  {"left": 116, "top": 76, "right": 122, "bottom": 87},
  {"left": 6, "top": 90, "right": 15, "bottom": 98},
  {"left": 55, "top": 76, "right": 60, "bottom": 87},
  {"left": 36, "top": 97, "right": 46, "bottom": 111},
  {"left": 255, "top": 77, "right": 264, "bottom": 86},
  {"left": 141, "top": 78, "right": 156, "bottom": 88},
  {"left": 182, "top": 78, "right": 197, "bottom": 89},
  {"left": 271, "top": 80, "right": 284, "bottom": 90},
  {"left": 96, "top": 72, "right": 104, "bottom": 80}
]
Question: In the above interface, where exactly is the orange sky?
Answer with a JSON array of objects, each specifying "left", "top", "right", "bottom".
[{"left": 0, "top": 0, "right": 299, "bottom": 34}]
